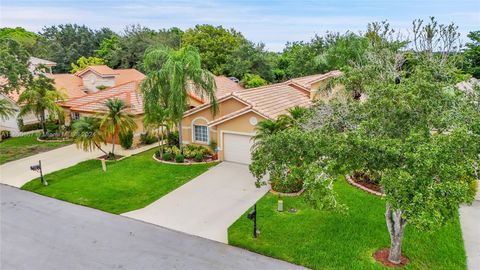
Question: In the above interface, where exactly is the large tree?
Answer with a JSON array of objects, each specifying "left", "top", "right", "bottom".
[
  {"left": 102, "top": 25, "right": 182, "bottom": 71},
  {"left": 70, "top": 56, "right": 105, "bottom": 73},
  {"left": 251, "top": 18, "right": 479, "bottom": 265},
  {"left": 463, "top": 31, "right": 480, "bottom": 78},
  {"left": 224, "top": 41, "right": 274, "bottom": 82},
  {"left": 182, "top": 24, "right": 245, "bottom": 75},
  {"left": 141, "top": 45, "right": 218, "bottom": 152},
  {"left": 17, "top": 74, "right": 65, "bottom": 136},
  {"left": 37, "top": 24, "right": 115, "bottom": 73},
  {"left": 98, "top": 98, "right": 137, "bottom": 158},
  {"left": 0, "top": 38, "right": 32, "bottom": 95}
]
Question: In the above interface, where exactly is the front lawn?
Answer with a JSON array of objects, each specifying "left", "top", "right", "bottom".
[
  {"left": 22, "top": 149, "right": 217, "bottom": 214},
  {"left": 0, "top": 134, "right": 71, "bottom": 164},
  {"left": 228, "top": 179, "right": 466, "bottom": 270}
]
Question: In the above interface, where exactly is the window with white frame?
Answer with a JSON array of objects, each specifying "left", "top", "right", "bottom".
[
  {"left": 71, "top": 112, "right": 80, "bottom": 121},
  {"left": 193, "top": 125, "right": 208, "bottom": 143}
]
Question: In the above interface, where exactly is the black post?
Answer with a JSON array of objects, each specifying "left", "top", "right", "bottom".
[
  {"left": 253, "top": 204, "right": 257, "bottom": 238},
  {"left": 39, "top": 160, "right": 47, "bottom": 186}
]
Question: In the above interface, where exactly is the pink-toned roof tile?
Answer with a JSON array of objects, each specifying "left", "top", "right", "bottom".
[
  {"left": 290, "top": 70, "right": 342, "bottom": 90},
  {"left": 114, "top": 69, "right": 146, "bottom": 85},
  {"left": 62, "top": 81, "right": 143, "bottom": 115},
  {"left": 47, "top": 74, "right": 87, "bottom": 99},
  {"left": 75, "top": 65, "right": 118, "bottom": 77},
  {"left": 188, "top": 76, "right": 244, "bottom": 102},
  {"left": 233, "top": 82, "right": 312, "bottom": 119}
]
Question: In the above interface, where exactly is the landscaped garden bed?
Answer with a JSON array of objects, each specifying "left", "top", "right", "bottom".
[
  {"left": 22, "top": 149, "right": 217, "bottom": 214},
  {"left": 228, "top": 178, "right": 467, "bottom": 270},
  {"left": 0, "top": 133, "right": 72, "bottom": 164},
  {"left": 154, "top": 144, "right": 218, "bottom": 164}
]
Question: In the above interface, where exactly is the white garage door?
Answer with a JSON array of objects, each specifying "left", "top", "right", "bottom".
[{"left": 223, "top": 133, "right": 254, "bottom": 164}]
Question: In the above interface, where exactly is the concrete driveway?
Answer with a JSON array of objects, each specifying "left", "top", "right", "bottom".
[
  {"left": 460, "top": 183, "right": 480, "bottom": 270},
  {"left": 1, "top": 184, "right": 304, "bottom": 270},
  {"left": 0, "top": 143, "right": 157, "bottom": 188},
  {"left": 123, "top": 162, "right": 269, "bottom": 243}
]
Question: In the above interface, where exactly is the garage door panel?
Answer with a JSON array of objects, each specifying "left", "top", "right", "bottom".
[{"left": 223, "top": 133, "right": 253, "bottom": 164}]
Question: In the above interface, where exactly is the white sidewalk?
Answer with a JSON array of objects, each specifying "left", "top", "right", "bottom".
[
  {"left": 0, "top": 143, "right": 157, "bottom": 188},
  {"left": 460, "top": 182, "right": 480, "bottom": 270}
]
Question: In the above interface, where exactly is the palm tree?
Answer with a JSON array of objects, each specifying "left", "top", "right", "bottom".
[
  {"left": 98, "top": 98, "right": 137, "bottom": 158},
  {"left": 17, "top": 74, "right": 65, "bottom": 136},
  {"left": 252, "top": 118, "right": 289, "bottom": 144},
  {"left": 278, "top": 105, "right": 309, "bottom": 128},
  {"left": 142, "top": 45, "right": 218, "bottom": 152},
  {"left": 0, "top": 99, "right": 16, "bottom": 120},
  {"left": 71, "top": 116, "right": 108, "bottom": 155}
]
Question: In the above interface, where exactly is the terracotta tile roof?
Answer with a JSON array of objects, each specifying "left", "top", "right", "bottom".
[
  {"left": 75, "top": 65, "right": 119, "bottom": 77},
  {"left": 185, "top": 71, "right": 340, "bottom": 123},
  {"left": 290, "top": 70, "right": 342, "bottom": 90},
  {"left": 61, "top": 81, "right": 143, "bottom": 115},
  {"left": 29, "top": 57, "right": 56, "bottom": 66},
  {"left": 114, "top": 69, "right": 146, "bottom": 85},
  {"left": 233, "top": 82, "right": 312, "bottom": 119},
  {"left": 188, "top": 76, "right": 244, "bottom": 102},
  {"left": 47, "top": 74, "right": 87, "bottom": 99}
]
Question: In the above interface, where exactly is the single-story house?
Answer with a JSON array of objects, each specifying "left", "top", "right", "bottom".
[
  {"left": 181, "top": 71, "right": 342, "bottom": 164},
  {"left": 60, "top": 74, "right": 245, "bottom": 144}
]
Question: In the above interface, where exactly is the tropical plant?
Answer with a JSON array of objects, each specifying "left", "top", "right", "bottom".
[
  {"left": 119, "top": 130, "right": 133, "bottom": 149},
  {"left": 71, "top": 116, "right": 108, "bottom": 155},
  {"left": 17, "top": 74, "right": 65, "bottom": 136},
  {"left": 70, "top": 56, "right": 105, "bottom": 73},
  {"left": 142, "top": 45, "right": 218, "bottom": 152},
  {"left": 98, "top": 98, "right": 137, "bottom": 158},
  {"left": 252, "top": 118, "right": 288, "bottom": 144},
  {"left": 0, "top": 98, "right": 16, "bottom": 120}
]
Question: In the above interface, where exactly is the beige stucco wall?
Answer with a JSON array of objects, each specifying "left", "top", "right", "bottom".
[
  {"left": 181, "top": 96, "right": 265, "bottom": 161},
  {"left": 81, "top": 71, "right": 115, "bottom": 93},
  {"left": 310, "top": 78, "right": 345, "bottom": 102}
]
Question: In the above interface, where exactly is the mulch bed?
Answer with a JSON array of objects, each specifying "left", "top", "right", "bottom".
[
  {"left": 351, "top": 172, "right": 382, "bottom": 193},
  {"left": 373, "top": 248, "right": 410, "bottom": 267},
  {"left": 153, "top": 154, "right": 217, "bottom": 165},
  {"left": 98, "top": 154, "right": 124, "bottom": 161}
]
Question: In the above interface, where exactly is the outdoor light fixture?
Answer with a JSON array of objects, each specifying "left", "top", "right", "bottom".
[
  {"left": 30, "top": 160, "right": 47, "bottom": 186},
  {"left": 247, "top": 204, "right": 258, "bottom": 238},
  {"left": 277, "top": 200, "right": 284, "bottom": 212}
]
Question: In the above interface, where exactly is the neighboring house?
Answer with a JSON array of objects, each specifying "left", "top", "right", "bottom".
[
  {"left": 0, "top": 57, "right": 57, "bottom": 135},
  {"left": 60, "top": 75, "right": 245, "bottom": 144},
  {"left": 181, "top": 71, "right": 342, "bottom": 164}
]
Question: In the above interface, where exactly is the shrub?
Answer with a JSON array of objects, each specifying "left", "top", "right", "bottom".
[
  {"left": 140, "top": 132, "right": 157, "bottom": 145},
  {"left": 194, "top": 153, "right": 203, "bottom": 162},
  {"left": 18, "top": 119, "right": 41, "bottom": 132},
  {"left": 1, "top": 130, "right": 11, "bottom": 139},
  {"left": 165, "top": 145, "right": 181, "bottom": 156},
  {"left": 45, "top": 121, "right": 59, "bottom": 133},
  {"left": 119, "top": 131, "right": 134, "bottom": 149},
  {"left": 241, "top": 73, "right": 268, "bottom": 88},
  {"left": 167, "top": 130, "right": 179, "bottom": 147},
  {"left": 163, "top": 152, "right": 172, "bottom": 161},
  {"left": 209, "top": 140, "right": 218, "bottom": 152},
  {"left": 183, "top": 144, "right": 211, "bottom": 159},
  {"left": 175, "top": 154, "right": 185, "bottom": 163},
  {"left": 96, "top": 85, "right": 108, "bottom": 90}
]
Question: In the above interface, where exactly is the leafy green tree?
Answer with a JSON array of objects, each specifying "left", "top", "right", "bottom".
[
  {"left": 240, "top": 73, "right": 267, "bottom": 88},
  {"left": 17, "top": 74, "right": 65, "bottom": 136},
  {"left": 0, "top": 27, "right": 39, "bottom": 53},
  {"left": 70, "top": 56, "right": 106, "bottom": 73},
  {"left": 224, "top": 41, "right": 274, "bottom": 81},
  {"left": 319, "top": 32, "right": 369, "bottom": 71},
  {"left": 71, "top": 116, "right": 108, "bottom": 155},
  {"left": 252, "top": 18, "right": 479, "bottom": 265},
  {"left": 105, "top": 25, "right": 182, "bottom": 71},
  {"left": 182, "top": 24, "right": 245, "bottom": 74},
  {"left": 464, "top": 31, "right": 480, "bottom": 78},
  {"left": 142, "top": 45, "right": 218, "bottom": 152},
  {"left": 98, "top": 98, "right": 137, "bottom": 158},
  {"left": 37, "top": 24, "right": 115, "bottom": 72},
  {"left": 0, "top": 38, "right": 32, "bottom": 95},
  {"left": 276, "top": 39, "right": 325, "bottom": 79}
]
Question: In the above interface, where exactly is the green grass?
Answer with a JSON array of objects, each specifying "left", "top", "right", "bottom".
[
  {"left": 228, "top": 179, "right": 466, "bottom": 270},
  {"left": 0, "top": 134, "right": 71, "bottom": 164},
  {"left": 22, "top": 149, "right": 217, "bottom": 214}
]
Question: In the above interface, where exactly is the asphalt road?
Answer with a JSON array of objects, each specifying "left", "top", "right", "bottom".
[{"left": 0, "top": 185, "right": 305, "bottom": 270}]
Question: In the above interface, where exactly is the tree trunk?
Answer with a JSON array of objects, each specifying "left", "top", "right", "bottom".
[
  {"left": 178, "top": 120, "right": 183, "bottom": 153},
  {"left": 40, "top": 111, "right": 47, "bottom": 136},
  {"left": 111, "top": 128, "right": 117, "bottom": 159},
  {"left": 385, "top": 203, "right": 407, "bottom": 264},
  {"left": 158, "top": 126, "right": 164, "bottom": 160},
  {"left": 94, "top": 142, "right": 108, "bottom": 156}
]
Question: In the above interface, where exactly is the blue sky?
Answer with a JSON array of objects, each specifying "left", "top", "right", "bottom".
[{"left": 1, "top": 0, "right": 479, "bottom": 51}]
